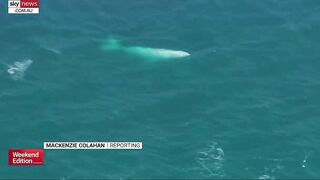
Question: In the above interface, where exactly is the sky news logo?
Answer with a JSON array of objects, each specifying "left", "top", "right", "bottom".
[
  {"left": 8, "top": 149, "right": 44, "bottom": 166},
  {"left": 8, "top": 0, "right": 39, "bottom": 14}
]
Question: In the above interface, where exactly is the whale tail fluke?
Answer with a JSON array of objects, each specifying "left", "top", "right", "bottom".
[{"left": 101, "top": 39, "right": 122, "bottom": 51}]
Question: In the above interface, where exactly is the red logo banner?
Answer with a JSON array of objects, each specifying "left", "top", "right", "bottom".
[{"left": 8, "top": 149, "right": 44, "bottom": 166}]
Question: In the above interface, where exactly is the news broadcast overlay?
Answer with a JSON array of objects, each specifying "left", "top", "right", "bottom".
[
  {"left": 7, "top": 143, "right": 141, "bottom": 166},
  {"left": 44, "top": 142, "right": 143, "bottom": 150},
  {"left": 8, "top": 149, "right": 44, "bottom": 166},
  {"left": 8, "top": 0, "right": 39, "bottom": 14}
]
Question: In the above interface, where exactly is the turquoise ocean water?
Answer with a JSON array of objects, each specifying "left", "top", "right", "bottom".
[{"left": 0, "top": 0, "right": 320, "bottom": 179}]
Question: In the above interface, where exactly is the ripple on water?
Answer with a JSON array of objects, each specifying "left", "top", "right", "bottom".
[{"left": 196, "top": 142, "right": 225, "bottom": 178}]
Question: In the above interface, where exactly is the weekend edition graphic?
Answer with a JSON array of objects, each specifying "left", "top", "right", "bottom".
[
  {"left": 8, "top": 150, "right": 44, "bottom": 166},
  {"left": 8, "top": 0, "right": 39, "bottom": 14}
]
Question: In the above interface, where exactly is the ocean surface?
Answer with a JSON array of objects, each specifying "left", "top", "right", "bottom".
[{"left": 0, "top": 0, "right": 319, "bottom": 179}]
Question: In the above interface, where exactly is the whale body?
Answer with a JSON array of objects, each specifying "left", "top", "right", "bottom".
[{"left": 101, "top": 39, "right": 190, "bottom": 60}]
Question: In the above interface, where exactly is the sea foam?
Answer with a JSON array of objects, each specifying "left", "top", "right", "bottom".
[{"left": 7, "top": 59, "right": 33, "bottom": 80}]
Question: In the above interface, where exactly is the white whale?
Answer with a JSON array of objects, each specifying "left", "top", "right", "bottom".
[{"left": 101, "top": 39, "right": 190, "bottom": 60}]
